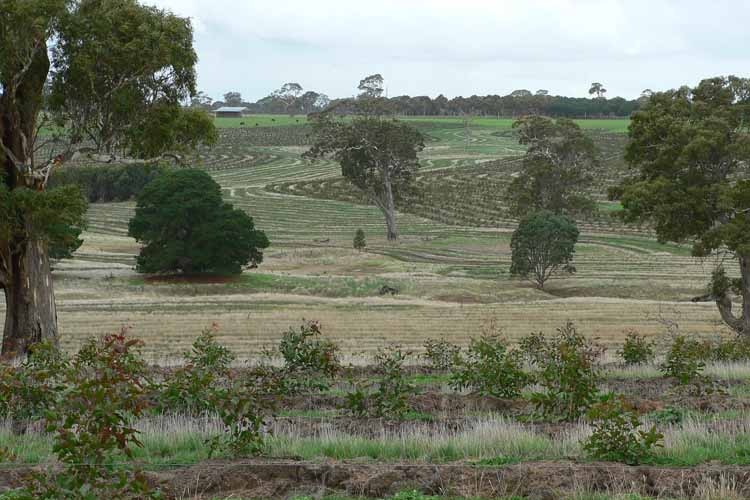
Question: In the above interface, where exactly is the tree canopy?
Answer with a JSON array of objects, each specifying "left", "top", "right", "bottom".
[
  {"left": 128, "top": 169, "right": 269, "bottom": 275},
  {"left": 510, "top": 211, "right": 579, "bottom": 290},
  {"left": 1, "top": 0, "right": 216, "bottom": 355},
  {"left": 612, "top": 76, "right": 750, "bottom": 334},
  {"left": 506, "top": 116, "right": 599, "bottom": 218},
  {"left": 305, "top": 114, "right": 424, "bottom": 240}
]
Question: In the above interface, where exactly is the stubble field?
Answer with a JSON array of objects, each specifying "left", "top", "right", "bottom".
[{"left": 2, "top": 115, "right": 734, "bottom": 360}]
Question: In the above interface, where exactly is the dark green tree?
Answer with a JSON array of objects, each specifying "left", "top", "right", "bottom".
[
  {"left": 353, "top": 228, "right": 366, "bottom": 251},
  {"left": 589, "top": 82, "right": 607, "bottom": 99},
  {"left": 611, "top": 76, "right": 750, "bottom": 335},
  {"left": 128, "top": 169, "right": 269, "bottom": 275},
  {"left": 305, "top": 115, "right": 424, "bottom": 241},
  {"left": 507, "top": 116, "right": 598, "bottom": 218},
  {"left": 1, "top": 0, "right": 215, "bottom": 356},
  {"left": 510, "top": 211, "right": 579, "bottom": 289}
]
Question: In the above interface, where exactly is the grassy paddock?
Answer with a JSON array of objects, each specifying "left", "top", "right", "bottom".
[
  {"left": 213, "top": 114, "right": 630, "bottom": 132},
  {"left": 5, "top": 413, "right": 750, "bottom": 467}
]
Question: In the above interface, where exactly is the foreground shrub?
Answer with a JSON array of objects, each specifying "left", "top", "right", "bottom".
[
  {"left": 450, "top": 335, "right": 530, "bottom": 398},
  {"left": 660, "top": 335, "right": 706, "bottom": 384},
  {"left": 617, "top": 332, "right": 655, "bottom": 365},
  {"left": 160, "top": 324, "right": 234, "bottom": 413},
  {"left": 0, "top": 342, "right": 67, "bottom": 430},
  {"left": 278, "top": 320, "right": 340, "bottom": 383},
  {"left": 345, "top": 347, "right": 416, "bottom": 419},
  {"left": 583, "top": 395, "right": 663, "bottom": 465},
  {"left": 422, "top": 338, "right": 460, "bottom": 371},
  {"left": 521, "top": 321, "right": 603, "bottom": 421},
  {"left": 18, "top": 333, "right": 159, "bottom": 499},
  {"left": 708, "top": 336, "right": 750, "bottom": 362}
]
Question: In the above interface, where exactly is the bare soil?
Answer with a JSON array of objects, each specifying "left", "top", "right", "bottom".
[{"left": 6, "top": 460, "right": 750, "bottom": 499}]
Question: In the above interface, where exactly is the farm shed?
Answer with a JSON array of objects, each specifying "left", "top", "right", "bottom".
[{"left": 215, "top": 106, "right": 247, "bottom": 118}]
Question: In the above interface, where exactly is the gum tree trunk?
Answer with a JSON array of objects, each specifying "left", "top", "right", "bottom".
[
  {"left": 1, "top": 235, "right": 58, "bottom": 356},
  {"left": 716, "top": 254, "right": 750, "bottom": 336},
  {"left": 0, "top": 40, "right": 59, "bottom": 357}
]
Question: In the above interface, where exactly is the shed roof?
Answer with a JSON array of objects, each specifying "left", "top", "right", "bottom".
[{"left": 215, "top": 107, "right": 247, "bottom": 112}]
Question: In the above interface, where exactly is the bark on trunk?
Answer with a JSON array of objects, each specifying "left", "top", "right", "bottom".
[
  {"left": 382, "top": 172, "right": 398, "bottom": 241},
  {"left": 1, "top": 237, "right": 58, "bottom": 357},
  {"left": 715, "top": 255, "right": 750, "bottom": 336}
]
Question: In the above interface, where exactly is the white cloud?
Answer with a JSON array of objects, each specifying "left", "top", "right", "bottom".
[{"left": 147, "top": 0, "right": 750, "bottom": 101}]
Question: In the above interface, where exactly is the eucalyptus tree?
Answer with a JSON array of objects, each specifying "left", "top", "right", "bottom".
[
  {"left": 305, "top": 114, "right": 424, "bottom": 241},
  {"left": 506, "top": 116, "right": 598, "bottom": 218},
  {"left": 0, "top": 0, "right": 215, "bottom": 356},
  {"left": 612, "top": 76, "right": 750, "bottom": 335}
]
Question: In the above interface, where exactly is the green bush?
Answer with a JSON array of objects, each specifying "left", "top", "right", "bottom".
[
  {"left": 372, "top": 347, "right": 416, "bottom": 419},
  {"left": 450, "top": 335, "right": 529, "bottom": 398},
  {"left": 583, "top": 395, "right": 663, "bottom": 465},
  {"left": 160, "top": 324, "right": 234, "bottom": 413},
  {"left": 278, "top": 320, "right": 340, "bottom": 380},
  {"left": 708, "top": 336, "right": 750, "bottom": 362},
  {"left": 422, "top": 338, "right": 460, "bottom": 371},
  {"left": 17, "top": 333, "right": 160, "bottom": 499},
  {"left": 521, "top": 321, "right": 603, "bottom": 421},
  {"left": 345, "top": 347, "right": 416, "bottom": 419},
  {"left": 49, "top": 162, "right": 168, "bottom": 202},
  {"left": 660, "top": 335, "right": 706, "bottom": 384},
  {"left": 353, "top": 228, "right": 367, "bottom": 251},
  {"left": 617, "top": 332, "right": 655, "bottom": 365},
  {"left": 0, "top": 342, "right": 67, "bottom": 429},
  {"left": 128, "top": 168, "right": 269, "bottom": 275}
]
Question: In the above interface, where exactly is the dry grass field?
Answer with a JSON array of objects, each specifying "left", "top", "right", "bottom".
[{"left": 2, "top": 117, "right": 735, "bottom": 360}]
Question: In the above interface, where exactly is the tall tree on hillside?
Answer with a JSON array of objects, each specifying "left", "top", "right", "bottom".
[
  {"left": 190, "top": 91, "right": 213, "bottom": 109},
  {"left": 223, "top": 91, "right": 243, "bottom": 106},
  {"left": 0, "top": 0, "right": 215, "bottom": 357},
  {"left": 589, "top": 82, "right": 607, "bottom": 99},
  {"left": 305, "top": 114, "right": 424, "bottom": 241},
  {"left": 273, "top": 82, "right": 304, "bottom": 115},
  {"left": 611, "top": 76, "right": 750, "bottom": 335},
  {"left": 356, "top": 74, "right": 390, "bottom": 116},
  {"left": 358, "top": 74, "right": 385, "bottom": 99},
  {"left": 510, "top": 89, "right": 533, "bottom": 98},
  {"left": 506, "top": 116, "right": 599, "bottom": 218}
]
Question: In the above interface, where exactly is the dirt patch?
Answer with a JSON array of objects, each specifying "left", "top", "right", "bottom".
[
  {"left": 151, "top": 461, "right": 750, "bottom": 499},
  {"left": 0, "top": 461, "right": 729, "bottom": 499}
]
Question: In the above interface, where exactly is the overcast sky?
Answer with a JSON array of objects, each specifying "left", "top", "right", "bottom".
[{"left": 146, "top": 0, "right": 749, "bottom": 102}]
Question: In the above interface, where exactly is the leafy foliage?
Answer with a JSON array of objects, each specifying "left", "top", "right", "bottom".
[
  {"left": 510, "top": 211, "right": 579, "bottom": 289},
  {"left": 278, "top": 320, "right": 340, "bottom": 382},
  {"left": 450, "top": 335, "right": 530, "bottom": 398},
  {"left": 660, "top": 335, "right": 706, "bottom": 384},
  {"left": 345, "top": 347, "right": 416, "bottom": 419},
  {"left": 521, "top": 322, "right": 603, "bottom": 421},
  {"left": 583, "top": 395, "right": 663, "bottom": 465},
  {"left": 353, "top": 228, "right": 367, "bottom": 251},
  {"left": 49, "top": 0, "right": 215, "bottom": 156},
  {"left": 159, "top": 324, "right": 234, "bottom": 413},
  {"left": 618, "top": 332, "right": 655, "bottom": 365},
  {"left": 49, "top": 162, "right": 169, "bottom": 202},
  {"left": 612, "top": 76, "right": 750, "bottom": 335},
  {"left": 507, "top": 116, "right": 599, "bottom": 217},
  {"left": 17, "top": 332, "right": 160, "bottom": 499},
  {"left": 128, "top": 169, "right": 269, "bottom": 275},
  {"left": 305, "top": 115, "right": 424, "bottom": 240},
  {"left": 422, "top": 338, "right": 460, "bottom": 371}
]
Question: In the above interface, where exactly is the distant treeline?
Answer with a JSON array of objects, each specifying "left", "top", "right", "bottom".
[
  {"left": 213, "top": 93, "right": 640, "bottom": 118},
  {"left": 49, "top": 163, "right": 168, "bottom": 202}
]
